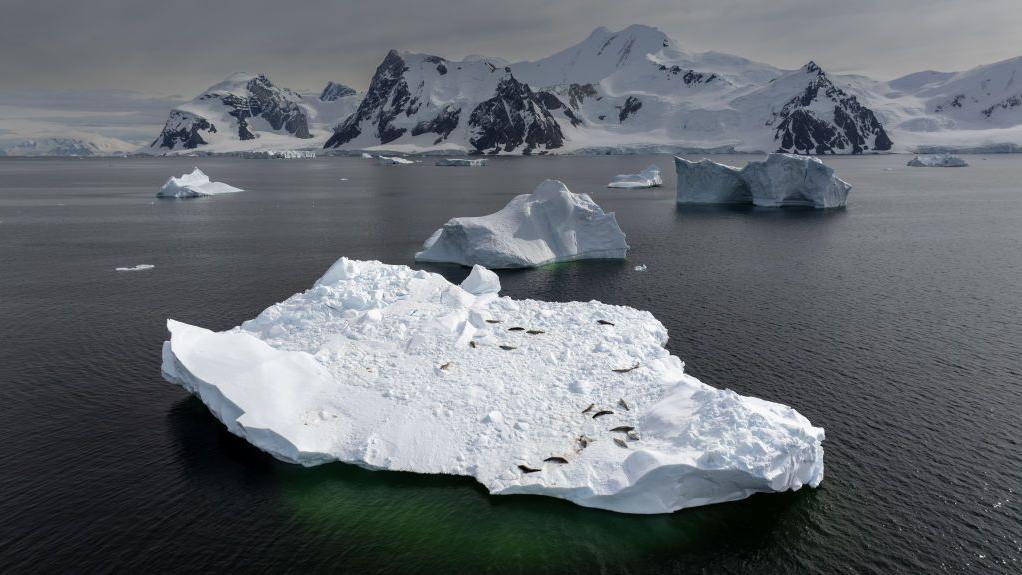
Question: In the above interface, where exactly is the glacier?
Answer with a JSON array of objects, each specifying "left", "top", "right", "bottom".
[
  {"left": 157, "top": 168, "right": 243, "bottom": 198},
  {"left": 907, "top": 154, "right": 969, "bottom": 167},
  {"left": 414, "top": 179, "right": 628, "bottom": 268},
  {"left": 607, "top": 164, "right": 662, "bottom": 189},
  {"left": 161, "top": 258, "right": 825, "bottom": 514},
  {"left": 676, "top": 153, "right": 851, "bottom": 208}
]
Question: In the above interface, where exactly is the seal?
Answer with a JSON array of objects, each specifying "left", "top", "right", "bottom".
[
  {"left": 592, "top": 410, "right": 614, "bottom": 419},
  {"left": 613, "top": 438, "right": 629, "bottom": 449},
  {"left": 618, "top": 398, "right": 631, "bottom": 410},
  {"left": 543, "top": 456, "right": 569, "bottom": 464},
  {"left": 485, "top": 319, "right": 502, "bottom": 324},
  {"left": 469, "top": 341, "right": 477, "bottom": 348},
  {"left": 597, "top": 319, "right": 615, "bottom": 326},
  {"left": 581, "top": 403, "right": 596, "bottom": 414},
  {"left": 626, "top": 430, "right": 640, "bottom": 441},
  {"left": 439, "top": 362, "right": 451, "bottom": 370},
  {"left": 499, "top": 345, "right": 517, "bottom": 351},
  {"left": 609, "top": 426, "right": 635, "bottom": 433},
  {"left": 508, "top": 327, "right": 525, "bottom": 331},
  {"left": 518, "top": 464, "right": 541, "bottom": 473},
  {"left": 526, "top": 329, "right": 544, "bottom": 335},
  {"left": 612, "top": 363, "right": 640, "bottom": 373}
]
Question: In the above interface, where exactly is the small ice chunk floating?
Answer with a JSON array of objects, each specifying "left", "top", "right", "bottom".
[
  {"left": 436, "top": 158, "right": 488, "bottom": 167},
  {"left": 607, "top": 164, "right": 662, "bottom": 188},
  {"left": 162, "top": 258, "right": 825, "bottom": 514},
  {"left": 907, "top": 154, "right": 968, "bottom": 167}
]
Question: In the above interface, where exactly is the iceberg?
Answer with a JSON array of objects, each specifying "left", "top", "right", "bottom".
[
  {"left": 907, "top": 154, "right": 969, "bottom": 167},
  {"left": 676, "top": 153, "right": 851, "bottom": 208},
  {"left": 675, "top": 158, "right": 751, "bottom": 205},
  {"left": 361, "top": 152, "right": 374, "bottom": 159},
  {"left": 436, "top": 158, "right": 488, "bottom": 167},
  {"left": 378, "top": 155, "right": 415, "bottom": 165},
  {"left": 161, "top": 258, "right": 825, "bottom": 514},
  {"left": 156, "top": 168, "right": 243, "bottom": 198},
  {"left": 241, "top": 150, "right": 316, "bottom": 159},
  {"left": 607, "top": 164, "right": 662, "bottom": 188},
  {"left": 115, "top": 264, "right": 154, "bottom": 272},
  {"left": 415, "top": 179, "right": 629, "bottom": 268}
]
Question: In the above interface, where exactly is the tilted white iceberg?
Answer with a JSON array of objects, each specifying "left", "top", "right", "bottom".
[
  {"left": 436, "top": 158, "right": 488, "bottom": 167},
  {"left": 378, "top": 155, "right": 415, "bottom": 165},
  {"left": 415, "top": 179, "right": 629, "bottom": 268},
  {"left": 676, "top": 153, "right": 851, "bottom": 208},
  {"left": 161, "top": 258, "right": 824, "bottom": 514},
  {"left": 607, "top": 164, "right": 662, "bottom": 189},
  {"left": 157, "top": 168, "right": 243, "bottom": 198},
  {"left": 907, "top": 154, "right": 968, "bottom": 167},
  {"left": 361, "top": 152, "right": 374, "bottom": 159}
]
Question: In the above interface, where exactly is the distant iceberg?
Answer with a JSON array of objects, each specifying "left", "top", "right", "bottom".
[
  {"left": 157, "top": 168, "right": 243, "bottom": 198},
  {"left": 378, "top": 155, "right": 415, "bottom": 165},
  {"left": 241, "top": 150, "right": 316, "bottom": 159},
  {"left": 907, "top": 154, "right": 968, "bottom": 167},
  {"left": 415, "top": 179, "right": 629, "bottom": 268},
  {"left": 676, "top": 153, "right": 851, "bottom": 208},
  {"left": 436, "top": 158, "right": 488, "bottom": 167},
  {"left": 115, "top": 264, "right": 154, "bottom": 272},
  {"left": 607, "top": 164, "right": 662, "bottom": 188},
  {"left": 361, "top": 152, "right": 374, "bottom": 159},
  {"left": 162, "top": 258, "right": 825, "bottom": 514}
]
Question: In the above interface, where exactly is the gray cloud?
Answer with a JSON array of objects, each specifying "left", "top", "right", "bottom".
[{"left": 1, "top": 0, "right": 1020, "bottom": 96}]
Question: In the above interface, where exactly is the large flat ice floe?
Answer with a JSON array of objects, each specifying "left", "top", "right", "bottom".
[
  {"left": 162, "top": 258, "right": 825, "bottom": 514},
  {"left": 157, "top": 168, "right": 243, "bottom": 198},
  {"left": 907, "top": 154, "right": 968, "bottom": 167},
  {"left": 676, "top": 153, "right": 851, "bottom": 208},
  {"left": 415, "top": 179, "right": 628, "bottom": 268},
  {"left": 607, "top": 164, "right": 662, "bottom": 189}
]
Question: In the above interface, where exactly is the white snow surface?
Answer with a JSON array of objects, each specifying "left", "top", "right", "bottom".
[
  {"left": 436, "top": 158, "right": 488, "bottom": 166},
  {"left": 676, "top": 154, "right": 851, "bottom": 208},
  {"left": 907, "top": 154, "right": 969, "bottom": 167},
  {"left": 415, "top": 179, "right": 629, "bottom": 268},
  {"left": 156, "top": 168, "right": 243, "bottom": 198},
  {"left": 161, "top": 258, "right": 825, "bottom": 514},
  {"left": 607, "top": 164, "right": 663, "bottom": 188}
]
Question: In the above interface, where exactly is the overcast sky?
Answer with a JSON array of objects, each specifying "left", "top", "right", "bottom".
[{"left": 3, "top": 0, "right": 1020, "bottom": 96}]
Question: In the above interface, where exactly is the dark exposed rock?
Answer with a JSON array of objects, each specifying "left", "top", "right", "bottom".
[
  {"left": 468, "top": 74, "right": 564, "bottom": 154},
  {"left": 326, "top": 50, "right": 411, "bottom": 147},
  {"left": 618, "top": 96, "right": 642, "bottom": 122},
  {"left": 772, "top": 62, "right": 892, "bottom": 154},
  {"left": 411, "top": 106, "right": 460, "bottom": 139},
  {"left": 151, "top": 111, "right": 217, "bottom": 149}
]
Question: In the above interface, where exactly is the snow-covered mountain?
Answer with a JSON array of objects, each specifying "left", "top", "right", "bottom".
[
  {"left": 0, "top": 135, "right": 135, "bottom": 157},
  {"left": 325, "top": 25, "right": 896, "bottom": 155},
  {"left": 138, "top": 24, "right": 1022, "bottom": 156},
  {"left": 150, "top": 74, "right": 359, "bottom": 153},
  {"left": 324, "top": 50, "right": 564, "bottom": 154}
]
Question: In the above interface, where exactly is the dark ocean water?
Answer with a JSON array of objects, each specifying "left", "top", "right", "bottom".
[{"left": 0, "top": 155, "right": 1018, "bottom": 573}]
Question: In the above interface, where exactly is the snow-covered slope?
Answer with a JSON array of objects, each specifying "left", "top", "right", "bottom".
[
  {"left": 150, "top": 74, "right": 359, "bottom": 153},
  {"left": 0, "top": 135, "right": 135, "bottom": 156},
  {"left": 162, "top": 258, "right": 825, "bottom": 514}
]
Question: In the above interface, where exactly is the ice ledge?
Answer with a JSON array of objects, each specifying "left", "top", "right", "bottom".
[{"left": 161, "top": 258, "right": 823, "bottom": 514}]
